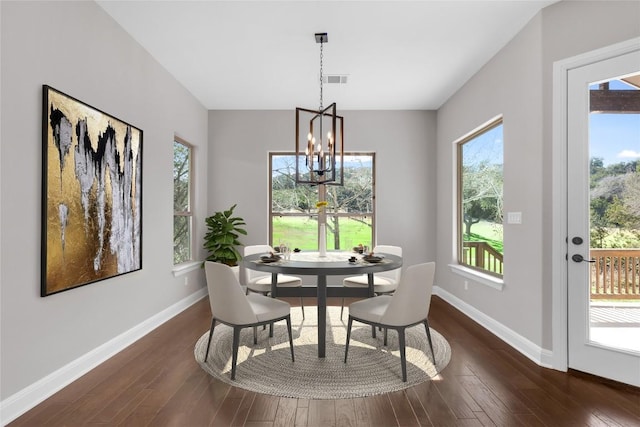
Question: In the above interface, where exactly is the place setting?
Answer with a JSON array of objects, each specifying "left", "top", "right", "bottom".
[{"left": 258, "top": 253, "right": 282, "bottom": 263}]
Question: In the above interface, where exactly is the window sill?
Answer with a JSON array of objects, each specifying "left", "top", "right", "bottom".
[
  {"left": 448, "top": 264, "right": 504, "bottom": 291},
  {"left": 172, "top": 261, "right": 202, "bottom": 277}
]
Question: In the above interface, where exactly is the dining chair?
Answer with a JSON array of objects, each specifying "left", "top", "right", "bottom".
[
  {"left": 244, "top": 244, "right": 305, "bottom": 319},
  {"left": 340, "top": 245, "right": 403, "bottom": 319},
  {"left": 344, "top": 262, "right": 436, "bottom": 382},
  {"left": 203, "top": 261, "right": 295, "bottom": 380}
]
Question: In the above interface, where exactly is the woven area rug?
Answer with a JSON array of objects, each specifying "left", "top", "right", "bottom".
[{"left": 194, "top": 306, "right": 451, "bottom": 399}]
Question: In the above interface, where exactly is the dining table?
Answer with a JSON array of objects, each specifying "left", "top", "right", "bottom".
[{"left": 243, "top": 250, "right": 403, "bottom": 357}]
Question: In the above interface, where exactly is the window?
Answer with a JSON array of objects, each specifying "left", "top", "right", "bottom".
[
  {"left": 270, "top": 153, "right": 375, "bottom": 251},
  {"left": 457, "top": 119, "right": 504, "bottom": 277},
  {"left": 173, "top": 137, "right": 193, "bottom": 264}
]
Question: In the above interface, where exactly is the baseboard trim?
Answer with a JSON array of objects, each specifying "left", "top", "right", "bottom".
[
  {"left": 0, "top": 287, "right": 208, "bottom": 426},
  {"left": 433, "top": 285, "right": 554, "bottom": 369}
]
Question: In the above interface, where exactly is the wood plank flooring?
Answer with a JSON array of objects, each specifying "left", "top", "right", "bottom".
[{"left": 9, "top": 296, "right": 640, "bottom": 426}]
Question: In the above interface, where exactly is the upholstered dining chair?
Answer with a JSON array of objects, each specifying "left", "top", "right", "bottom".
[
  {"left": 203, "top": 261, "right": 295, "bottom": 380},
  {"left": 340, "top": 245, "right": 403, "bottom": 319},
  {"left": 344, "top": 262, "right": 436, "bottom": 382},
  {"left": 244, "top": 244, "right": 305, "bottom": 319}
]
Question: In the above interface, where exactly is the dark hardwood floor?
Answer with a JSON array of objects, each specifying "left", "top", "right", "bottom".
[{"left": 9, "top": 296, "right": 640, "bottom": 426}]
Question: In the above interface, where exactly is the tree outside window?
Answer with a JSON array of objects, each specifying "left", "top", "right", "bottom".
[
  {"left": 457, "top": 120, "right": 504, "bottom": 277},
  {"left": 174, "top": 137, "right": 193, "bottom": 264},
  {"left": 270, "top": 153, "right": 375, "bottom": 251}
]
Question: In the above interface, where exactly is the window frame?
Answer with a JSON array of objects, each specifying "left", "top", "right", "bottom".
[
  {"left": 269, "top": 151, "right": 376, "bottom": 251},
  {"left": 173, "top": 136, "right": 194, "bottom": 265},
  {"left": 456, "top": 117, "right": 504, "bottom": 279}
]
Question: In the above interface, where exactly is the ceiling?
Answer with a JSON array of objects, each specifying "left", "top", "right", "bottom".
[{"left": 96, "top": 0, "right": 558, "bottom": 110}]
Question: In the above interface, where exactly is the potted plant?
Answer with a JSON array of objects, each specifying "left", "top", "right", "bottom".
[{"left": 203, "top": 204, "right": 247, "bottom": 272}]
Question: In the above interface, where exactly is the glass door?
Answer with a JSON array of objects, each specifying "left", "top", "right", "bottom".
[{"left": 567, "top": 50, "right": 640, "bottom": 387}]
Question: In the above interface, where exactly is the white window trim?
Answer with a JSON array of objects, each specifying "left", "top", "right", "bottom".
[
  {"left": 449, "top": 264, "right": 504, "bottom": 291},
  {"left": 172, "top": 261, "right": 201, "bottom": 277}
]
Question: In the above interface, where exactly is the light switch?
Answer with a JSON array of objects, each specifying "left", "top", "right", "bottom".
[{"left": 507, "top": 212, "right": 522, "bottom": 224}]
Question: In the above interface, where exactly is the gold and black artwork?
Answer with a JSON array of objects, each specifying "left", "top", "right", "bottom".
[{"left": 41, "top": 85, "right": 143, "bottom": 296}]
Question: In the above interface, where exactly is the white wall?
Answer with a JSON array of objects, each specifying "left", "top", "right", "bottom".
[
  {"left": 208, "top": 110, "right": 438, "bottom": 276},
  {"left": 0, "top": 0, "right": 209, "bottom": 402},
  {"left": 436, "top": 0, "right": 640, "bottom": 355}
]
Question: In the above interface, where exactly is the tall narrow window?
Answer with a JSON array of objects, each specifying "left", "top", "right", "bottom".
[
  {"left": 457, "top": 119, "right": 504, "bottom": 277},
  {"left": 174, "top": 137, "right": 193, "bottom": 264},
  {"left": 270, "top": 153, "right": 375, "bottom": 251}
]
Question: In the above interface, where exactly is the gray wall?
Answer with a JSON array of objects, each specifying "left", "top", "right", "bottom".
[
  {"left": 436, "top": 1, "right": 640, "bottom": 351},
  {"left": 1, "top": 1, "right": 209, "bottom": 398},
  {"left": 208, "top": 110, "right": 438, "bottom": 274}
]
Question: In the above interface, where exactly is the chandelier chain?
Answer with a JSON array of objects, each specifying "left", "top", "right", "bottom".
[{"left": 319, "top": 39, "right": 324, "bottom": 110}]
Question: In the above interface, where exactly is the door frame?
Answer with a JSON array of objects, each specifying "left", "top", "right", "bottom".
[{"left": 551, "top": 37, "right": 640, "bottom": 372}]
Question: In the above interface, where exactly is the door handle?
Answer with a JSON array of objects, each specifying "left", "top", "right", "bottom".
[{"left": 571, "top": 254, "right": 595, "bottom": 263}]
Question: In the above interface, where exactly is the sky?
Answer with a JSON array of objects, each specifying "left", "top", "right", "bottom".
[
  {"left": 589, "top": 79, "right": 640, "bottom": 166},
  {"left": 590, "top": 113, "right": 640, "bottom": 166},
  {"left": 462, "top": 123, "right": 503, "bottom": 166}
]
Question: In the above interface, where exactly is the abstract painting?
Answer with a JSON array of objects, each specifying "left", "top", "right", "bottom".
[{"left": 41, "top": 85, "right": 143, "bottom": 296}]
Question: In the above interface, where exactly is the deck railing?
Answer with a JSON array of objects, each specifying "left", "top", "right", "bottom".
[
  {"left": 462, "top": 241, "right": 503, "bottom": 275},
  {"left": 460, "top": 245, "right": 639, "bottom": 300},
  {"left": 589, "top": 248, "right": 640, "bottom": 300}
]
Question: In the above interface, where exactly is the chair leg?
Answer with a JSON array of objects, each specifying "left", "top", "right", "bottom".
[
  {"left": 269, "top": 323, "right": 274, "bottom": 337},
  {"left": 398, "top": 327, "right": 407, "bottom": 382},
  {"left": 231, "top": 326, "right": 241, "bottom": 380},
  {"left": 340, "top": 297, "right": 345, "bottom": 320},
  {"left": 204, "top": 317, "right": 217, "bottom": 362},
  {"left": 424, "top": 320, "right": 435, "bottom": 364},
  {"left": 344, "top": 317, "right": 353, "bottom": 363},
  {"left": 286, "top": 315, "right": 295, "bottom": 362},
  {"left": 263, "top": 292, "right": 269, "bottom": 330},
  {"left": 253, "top": 326, "right": 258, "bottom": 344},
  {"left": 383, "top": 327, "right": 388, "bottom": 346},
  {"left": 300, "top": 295, "right": 305, "bottom": 319}
]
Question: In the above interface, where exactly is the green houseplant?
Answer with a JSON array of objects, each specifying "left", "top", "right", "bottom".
[{"left": 203, "top": 204, "right": 247, "bottom": 266}]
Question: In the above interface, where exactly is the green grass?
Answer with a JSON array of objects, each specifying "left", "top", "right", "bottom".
[
  {"left": 466, "top": 220, "right": 504, "bottom": 253},
  {"left": 272, "top": 217, "right": 505, "bottom": 254},
  {"left": 272, "top": 216, "right": 372, "bottom": 250}
]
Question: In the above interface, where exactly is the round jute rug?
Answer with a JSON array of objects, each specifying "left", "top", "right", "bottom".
[{"left": 194, "top": 306, "right": 451, "bottom": 399}]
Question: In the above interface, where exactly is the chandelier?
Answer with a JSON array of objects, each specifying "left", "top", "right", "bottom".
[{"left": 295, "top": 33, "right": 344, "bottom": 186}]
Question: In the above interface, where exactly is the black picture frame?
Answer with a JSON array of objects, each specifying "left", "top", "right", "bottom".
[{"left": 41, "top": 85, "right": 143, "bottom": 296}]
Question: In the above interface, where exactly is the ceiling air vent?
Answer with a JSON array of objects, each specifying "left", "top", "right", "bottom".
[{"left": 323, "top": 75, "right": 348, "bottom": 84}]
